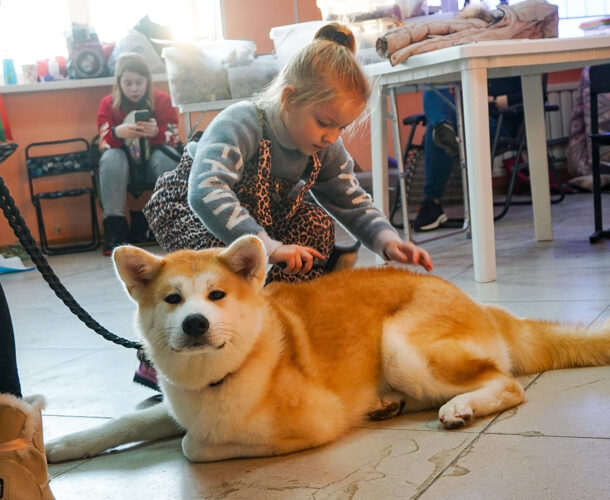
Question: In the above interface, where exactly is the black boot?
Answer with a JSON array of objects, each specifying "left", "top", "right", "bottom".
[
  {"left": 102, "top": 216, "right": 129, "bottom": 256},
  {"left": 129, "top": 210, "right": 157, "bottom": 246},
  {"left": 325, "top": 241, "right": 362, "bottom": 272}
]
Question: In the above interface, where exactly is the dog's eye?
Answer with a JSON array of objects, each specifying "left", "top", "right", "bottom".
[
  {"left": 165, "top": 293, "right": 182, "bottom": 304},
  {"left": 208, "top": 290, "right": 226, "bottom": 301}
]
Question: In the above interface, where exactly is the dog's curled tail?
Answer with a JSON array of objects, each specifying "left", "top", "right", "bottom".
[{"left": 491, "top": 307, "right": 610, "bottom": 375}]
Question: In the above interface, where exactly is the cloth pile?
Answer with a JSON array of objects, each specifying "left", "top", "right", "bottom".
[{"left": 376, "top": 0, "right": 559, "bottom": 66}]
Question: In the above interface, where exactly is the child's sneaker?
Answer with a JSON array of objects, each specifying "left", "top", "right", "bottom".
[{"left": 133, "top": 349, "right": 160, "bottom": 391}]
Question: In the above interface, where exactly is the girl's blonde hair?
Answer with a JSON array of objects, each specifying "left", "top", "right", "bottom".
[
  {"left": 112, "top": 52, "right": 155, "bottom": 112},
  {"left": 256, "top": 23, "right": 371, "bottom": 109}
]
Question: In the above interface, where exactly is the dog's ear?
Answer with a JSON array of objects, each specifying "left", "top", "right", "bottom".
[
  {"left": 112, "top": 245, "right": 164, "bottom": 301},
  {"left": 219, "top": 235, "right": 267, "bottom": 287}
]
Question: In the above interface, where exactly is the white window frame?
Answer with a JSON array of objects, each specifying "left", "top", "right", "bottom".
[{"left": 0, "top": 0, "right": 223, "bottom": 80}]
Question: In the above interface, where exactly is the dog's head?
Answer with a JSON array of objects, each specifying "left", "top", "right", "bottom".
[{"left": 112, "top": 235, "right": 268, "bottom": 388}]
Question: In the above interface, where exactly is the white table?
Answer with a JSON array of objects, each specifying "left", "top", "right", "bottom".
[
  {"left": 178, "top": 98, "right": 244, "bottom": 138},
  {"left": 367, "top": 35, "right": 610, "bottom": 282}
]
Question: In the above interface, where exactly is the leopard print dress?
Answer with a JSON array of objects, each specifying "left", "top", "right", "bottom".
[{"left": 143, "top": 109, "right": 335, "bottom": 283}]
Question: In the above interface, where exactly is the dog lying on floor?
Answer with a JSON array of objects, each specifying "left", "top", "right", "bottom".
[{"left": 46, "top": 236, "right": 610, "bottom": 463}]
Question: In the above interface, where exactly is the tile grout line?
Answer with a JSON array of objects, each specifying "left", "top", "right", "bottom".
[{"left": 413, "top": 371, "right": 545, "bottom": 499}]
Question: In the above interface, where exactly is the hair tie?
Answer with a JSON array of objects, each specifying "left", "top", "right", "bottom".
[{"left": 332, "top": 31, "right": 347, "bottom": 46}]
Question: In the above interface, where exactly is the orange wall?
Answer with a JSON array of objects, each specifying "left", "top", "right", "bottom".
[
  {"left": 0, "top": 1, "right": 582, "bottom": 248},
  {"left": 224, "top": 0, "right": 322, "bottom": 54},
  {"left": 0, "top": 82, "right": 181, "bottom": 248}
]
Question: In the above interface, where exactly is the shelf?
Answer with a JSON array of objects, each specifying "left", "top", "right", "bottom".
[{"left": 0, "top": 73, "right": 167, "bottom": 95}]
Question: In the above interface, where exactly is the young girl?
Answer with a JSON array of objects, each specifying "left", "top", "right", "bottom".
[
  {"left": 144, "top": 23, "right": 433, "bottom": 284},
  {"left": 97, "top": 52, "right": 180, "bottom": 256}
]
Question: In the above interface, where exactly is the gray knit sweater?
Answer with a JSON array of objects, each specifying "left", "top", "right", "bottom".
[{"left": 186, "top": 100, "right": 400, "bottom": 257}]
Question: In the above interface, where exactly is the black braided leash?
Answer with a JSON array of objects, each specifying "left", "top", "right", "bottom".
[{"left": 0, "top": 143, "right": 141, "bottom": 350}]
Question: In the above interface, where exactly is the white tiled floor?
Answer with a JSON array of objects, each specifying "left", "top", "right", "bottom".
[{"left": 2, "top": 192, "right": 609, "bottom": 499}]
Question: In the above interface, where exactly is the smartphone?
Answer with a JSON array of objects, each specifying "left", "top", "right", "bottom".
[{"left": 134, "top": 109, "right": 151, "bottom": 122}]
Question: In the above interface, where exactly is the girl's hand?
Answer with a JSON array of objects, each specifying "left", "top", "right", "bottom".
[
  {"left": 114, "top": 123, "right": 147, "bottom": 139},
  {"left": 270, "top": 244, "right": 325, "bottom": 274},
  {"left": 383, "top": 240, "right": 434, "bottom": 272},
  {"left": 139, "top": 118, "right": 159, "bottom": 138}
]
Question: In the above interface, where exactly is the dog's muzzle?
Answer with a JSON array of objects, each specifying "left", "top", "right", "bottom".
[{"left": 182, "top": 314, "right": 210, "bottom": 337}]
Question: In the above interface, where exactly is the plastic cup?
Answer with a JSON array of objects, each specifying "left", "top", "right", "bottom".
[{"left": 22, "top": 63, "right": 38, "bottom": 84}]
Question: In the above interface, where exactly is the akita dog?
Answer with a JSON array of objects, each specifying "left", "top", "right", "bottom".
[{"left": 46, "top": 236, "right": 610, "bottom": 463}]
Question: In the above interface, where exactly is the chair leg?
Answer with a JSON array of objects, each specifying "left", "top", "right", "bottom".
[
  {"left": 33, "top": 201, "right": 50, "bottom": 255},
  {"left": 494, "top": 135, "right": 527, "bottom": 221},
  {"left": 547, "top": 154, "right": 565, "bottom": 205},
  {"left": 36, "top": 192, "right": 101, "bottom": 256},
  {"left": 89, "top": 192, "right": 101, "bottom": 249},
  {"left": 589, "top": 141, "right": 610, "bottom": 243},
  {"left": 494, "top": 145, "right": 565, "bottom": 222}
]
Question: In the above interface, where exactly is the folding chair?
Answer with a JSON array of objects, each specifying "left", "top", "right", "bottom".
[
  {"left": 489, "top": 76, "right": 566, "bottom": 221},
  {"left": 25, "top": 138, "right": 100, "bottom": 255},
  {"left": 388, "top": 84, "right": 471, "bottom": 244}
]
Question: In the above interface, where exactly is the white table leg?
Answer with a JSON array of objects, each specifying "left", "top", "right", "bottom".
[
  {"left": 184, "top": 112, "right": 192, "bottom": 138},
  {"left": 521, "top": 74, "right": 553, "bottom": 241},
  {"left": 370, "top": 85, "right": 390, "bottom": 217},
  {"left": 462, "top": 67, "right": 496, "bottom": 283}
]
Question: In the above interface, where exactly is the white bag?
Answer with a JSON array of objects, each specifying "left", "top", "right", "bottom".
[{"left": 108, "top": 29, "right": 166, "bottom": 75}]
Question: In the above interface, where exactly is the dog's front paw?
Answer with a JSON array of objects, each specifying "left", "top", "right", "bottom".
[{"left": 438, "top": 401, "right": 474, "bottom": 429}]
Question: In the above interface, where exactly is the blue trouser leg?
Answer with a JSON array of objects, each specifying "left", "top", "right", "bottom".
[
  {"left": 423, "top": 88, "right": 456, "bottom": 202},
  {"left": 421, "top": 88, "right": 513, "bottom": 203}
]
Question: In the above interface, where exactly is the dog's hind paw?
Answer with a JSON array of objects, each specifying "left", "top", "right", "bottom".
[
  {"left": 438, "top": 401, "right": 474, "bottom": 429},
  {"left": 368, "top": 400, "right": 405, "bottom": 421}
]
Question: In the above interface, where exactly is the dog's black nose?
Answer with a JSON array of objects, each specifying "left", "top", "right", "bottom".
[{"left": 182, "top": 314, "right": 209, "bottom": 337}]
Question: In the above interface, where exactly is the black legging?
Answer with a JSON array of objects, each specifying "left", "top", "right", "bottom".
[{"left": 0, "top": 281, "right": 21, "bottom": 397}]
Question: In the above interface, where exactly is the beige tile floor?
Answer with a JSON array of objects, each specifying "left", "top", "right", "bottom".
[{"left": 1, "top": 192, "right": 609, "bottom": 499}]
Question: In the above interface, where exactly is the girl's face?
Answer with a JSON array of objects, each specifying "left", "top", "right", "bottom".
[
  {"left": 281, "top": 89, "right": 365, "bottom": 156},
  {"left": 119, "top": 70, "right": 148, "bottom": 103}
]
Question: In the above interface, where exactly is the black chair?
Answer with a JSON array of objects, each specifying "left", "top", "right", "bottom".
[
  {"left": 588, "top": 63, "right": 610, "bottom": 243},
  {"left": 397, "top": 79, "right": 566, "bottom": 223},
  {"left": 25, "top": 138, "right": 100, "bottom": 255},
  {"left": 389, "top": 112, "right": 427, "bottom": 226},
  {"left": 489, "top": 76, "right": 566, "bottom": 221},
  {"left": 0, "top": 142, "right": 18, "bottom": 164}
]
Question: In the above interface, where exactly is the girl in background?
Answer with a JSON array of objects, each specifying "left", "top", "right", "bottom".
[{"left": 97, "top": 52, "right": 180, "bottom": 255}]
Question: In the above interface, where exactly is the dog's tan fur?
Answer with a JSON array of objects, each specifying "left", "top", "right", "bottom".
[{"left": 46, "top": 236, "right": 610, "bottom": 463}]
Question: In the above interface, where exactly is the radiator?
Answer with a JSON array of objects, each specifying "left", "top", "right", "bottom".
[{"left": 545, "top": 81, "right": 580, "bottom": 163}]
